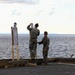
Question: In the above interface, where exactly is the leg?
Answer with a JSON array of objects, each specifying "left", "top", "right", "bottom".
[
  {"left": 33, "top": 40, "right": 37, "bottom": 59},
  {"left": 43, "top": 47, "right": 49, "bottom": 64},
  {"left": 29, "top": 41, "right": 34, "bottom": 59},
  {"left": 29, "top": 39, "right": 37, "bottom": 59}
]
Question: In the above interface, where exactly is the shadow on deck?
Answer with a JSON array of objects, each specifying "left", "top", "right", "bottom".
[{"left": 0, "top": 58, "right": 75, "bottom": 68}]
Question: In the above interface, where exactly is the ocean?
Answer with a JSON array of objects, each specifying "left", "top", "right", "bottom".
[{"left": 0, "top": 34, "right": 75, "bottom": 59}]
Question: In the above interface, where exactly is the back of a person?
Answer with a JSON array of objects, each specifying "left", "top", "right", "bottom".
[
  {"left": 30, "top": 28, "right": 39, "bottom": 39},
  {"left": 27, "top": 23, "right": 40, "bottom": 59}
]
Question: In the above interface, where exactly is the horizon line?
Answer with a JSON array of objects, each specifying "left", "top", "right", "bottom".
[{"left": 0, "top": 33, "right": 75, "bottom": 35}]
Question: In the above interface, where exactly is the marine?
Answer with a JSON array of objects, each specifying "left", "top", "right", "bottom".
[
  {"left": 27, "top": 23, "right": 40, "bottom": 59},
  {"left": 38, "top": 31, "right": 50, "bottom": 64}
]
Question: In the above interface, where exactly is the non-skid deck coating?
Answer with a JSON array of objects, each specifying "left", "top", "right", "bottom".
[{"left": 0, "top": 63, "right": 75, "bottom": 75}]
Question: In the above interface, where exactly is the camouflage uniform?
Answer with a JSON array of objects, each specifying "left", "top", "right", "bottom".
[
  {"left": 38, "top": 35, "right": 50, "bottom": 64},
  {"left": 27, "top": 24, "right": 40, "bottom": 59}
]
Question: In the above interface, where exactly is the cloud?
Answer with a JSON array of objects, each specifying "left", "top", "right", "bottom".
[
  {"left": 12, "top": 10, "right": 21, "bottom": 16},
  {"left": 49, "top": 11, "right": 55, "bottom": 15},
  {"left": 0, "top": 0, "right": 39, "bottom": 4}
]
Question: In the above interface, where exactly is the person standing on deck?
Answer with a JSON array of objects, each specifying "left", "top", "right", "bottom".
[
  {"left": 38, "top": 31, "right": 50, "bottom": 65},
  {"left": 27, "top": 23, "right": 40, "bottom": 59}
]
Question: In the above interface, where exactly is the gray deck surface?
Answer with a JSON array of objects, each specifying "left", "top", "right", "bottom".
[{"left": 0, "top": 63, "right": 75, "bottom": 75}]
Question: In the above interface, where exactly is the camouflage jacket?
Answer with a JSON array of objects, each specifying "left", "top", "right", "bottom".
[
  {"left": 27, "top": 25, "right": 40, "bottom": 39},
  {"left": 38, "top": 36, "right": 50, "bottom": 48}
]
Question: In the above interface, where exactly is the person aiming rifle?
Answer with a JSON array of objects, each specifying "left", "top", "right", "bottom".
[{"left": 27, "top": 23, "right": 40, "bottom": 59}]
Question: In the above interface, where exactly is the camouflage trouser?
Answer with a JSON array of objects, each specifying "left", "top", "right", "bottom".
[
  {"left": 29, "top": 39, "right": 37, "bottom": 59},
  {"left": 43, "top": 47, "right": 49, "bottom": 63}
]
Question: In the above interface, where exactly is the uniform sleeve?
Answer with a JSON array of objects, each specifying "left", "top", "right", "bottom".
[
  {"left": 38, "top": 38, "right": 43, "bottom": 44},
  {"left": 47, "top": 38, "right": 50, "bottom": 46},
  {"left": 27, "top": 25, "right": 32, "bottom": 31}
]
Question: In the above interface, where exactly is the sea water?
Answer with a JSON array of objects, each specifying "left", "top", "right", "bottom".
[{"left": 0, "top": 34, "right": 75, "bottom": 59}]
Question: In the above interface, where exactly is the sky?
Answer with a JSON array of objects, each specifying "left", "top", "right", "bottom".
[{"left": 0, "top": 0, "right": 75, "bottom": 34}]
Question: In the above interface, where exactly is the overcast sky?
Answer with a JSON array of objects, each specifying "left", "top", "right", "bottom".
[{"left": 0, "top": 0, "right": 75, "bottom": 34}]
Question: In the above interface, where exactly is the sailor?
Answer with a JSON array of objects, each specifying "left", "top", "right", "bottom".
[
  {"left": 38, "top": 31, "right": 50, "bottom": 64},
  {"left": 27, "top": 23, "right": 40, "bottom": 59}
]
